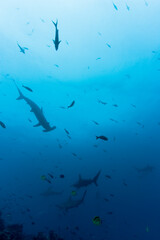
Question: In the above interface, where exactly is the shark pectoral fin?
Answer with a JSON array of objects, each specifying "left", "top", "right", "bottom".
[
  {"left": 33, "top": 123, "right": 41, "bottom": 127},
  {"left": 16, "top": 96, "right": 23, "bottom": 100},
  {"left": 43, "top": 126, "right": 56, "bottom": 132},
  {"left": 59, "top": 40, "right": 61, "bottom": 44}
]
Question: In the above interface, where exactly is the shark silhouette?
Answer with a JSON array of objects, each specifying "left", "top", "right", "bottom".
[
  {"left": 73, "top": 170, "right": 101, "bottom": 189},
  {"left": 52, "top": 20, "right": 61, "bottom": 51},
  {"left": 56, "top": 190, "right": 87, "bottom": 212},
  {"left": 14, "top": 81, "right": 56, "bottom": 132}
]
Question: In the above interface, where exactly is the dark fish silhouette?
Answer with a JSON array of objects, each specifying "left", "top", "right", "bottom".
[
  {"left": 96, "top": 136, "right": 108, "bottom": 141},
  {"left": 113, "top": 2, "right": 118, "bottom": 10},
  {"left": 64, "top": 128, "right": 70, "bottom": 135},
  {"left": 0, "top": 121, "right": 6, "bottom": 128},
  {"left": 68, "top": 100, "right": 75, "bottom": 108},
  {"left": 13, "top": 81, "right": 56, "bottom": 132},
  {"left": 92, "top": 120, "right": 99, "bottom": 125},
  {"left": 106, "top": 43, "right": 111, "bottom": 48},
  {"left": 73, "top": 170, "right": 101, "bottom": 189},
  {"left": 52, "top": 20, "right": 61, "bottom": 51},
  {"left": 56, "top": 190, "right": 87, "bottom": 211},
  {"left": 22, "top": 85, "right": 33, "bottom": 92},
  {"left": 17, "top": 42, "right": 28, "bottom": 54},
  {"left": 98, "top": 99, "right": 107, "bottom": 105}
]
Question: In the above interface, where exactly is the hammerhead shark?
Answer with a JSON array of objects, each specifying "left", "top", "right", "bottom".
[
  {"left": 56, "top": 190, "right": 87, "bottom": 212},
  {"left": 52, "top": 20, "right": 61, "bottom": 50},
  {"left": 40, "top": 187, "right": 63, "bottom": 197},
  {"left": 73, "top": 170, "right": 101, "bottom": 189},
  {"left": 13, "top": 81, "right": 56, "bottom": 132}
]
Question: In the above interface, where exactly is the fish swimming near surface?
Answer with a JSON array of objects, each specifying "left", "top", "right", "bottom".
[
  {"left": 72, "top": 170, "right": 101, "bottom": 189},
  {"left": 13, "top": 81, "right": 56, "bottom": 132},
  {"left": 41, "top": 187, "right": 63, "bottom": 197},
  {"left": 96, "top": 136, "right": 108, "bottom": 141},
  {"left": 0, "top": 121, "right": 6, "bottom": 129},
  {"left": 17, "top": 42, "right": 28, "bottom": 54},
  {"left": 52, "top": 20, "right": 61, "bottom": 51},
  {"left": 56, "top": 190, "right": 87, "bottom": 211}
]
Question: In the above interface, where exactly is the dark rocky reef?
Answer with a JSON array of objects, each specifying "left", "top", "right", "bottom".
[{"left": 0, "top": 211, "right": 64, "bottom": 240}]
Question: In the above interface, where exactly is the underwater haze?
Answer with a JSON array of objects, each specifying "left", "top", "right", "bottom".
[{"left": 0, "top": 0, "right": 160, "bottom": 239}]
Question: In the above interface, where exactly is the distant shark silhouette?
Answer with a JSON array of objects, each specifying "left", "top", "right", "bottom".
[
  {"left": 52, "top": 20, "right": 61, "bottom": 50},
  {"left": 135, "top": 165, "right": 154, "bottom": 174},
  {"left": 14, "top": 81, "right": 56, "bottom": 132},
  {"left": 56, "top": 190, "right": 87, "bottom": 212},
  {"left": 40, "top": 187, "right": 63, "bottom": 196},
  {"left": 73, "top": 170, "right": 101, "bottom": 189},
  {"left": 17, "top": 42, "right": 28, "bottom": 54}
]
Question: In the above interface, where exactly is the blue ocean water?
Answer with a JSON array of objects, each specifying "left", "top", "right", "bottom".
[{"left": 0, "top": 0, "right": 160, "bottom": 239}]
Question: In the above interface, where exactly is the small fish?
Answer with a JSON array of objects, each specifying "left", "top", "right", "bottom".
[
  {"left": 22, "top": 85, "right": 33, "bottom": 92},
  {"left": 106, "top": 43, "right": 111, "bottom": 48},
  {"left": 110, "top": 118, "right": 118, "bottom": 123},
  {"left": 113, "top": 104, "right": 118, "bottom": 107},
  {"left": 71, "top": 190, "right": 77, "bottom": 196},
  {"left": 105, "top": 175, "right": 111, "bottom": 179},
  {"left": 92, "top": 216, "right": 102, "bottom": 225},
  {"left": 41, "top": 175, "right": 46, "bottom": 180},
  {"left": 98, "top": 32, "right": 102, "bottom": 36},
  {"left": 65, "top": 41, "right": 69, "bottom": 45},
  {"left": 126, "top": 4, "right": 130, "bottom": 11},
  {"left": 107, "top": 211, "right": 113, "bottom": 215},
  {"left": 72, "top": 153, "right": 77, "bottom": 157},
  {"left": 48, "top": 173, "right": 54, "bottom": 179},
  {"left": 59, "top": 174, "right": 65, "bottom": 178},
  {"left": 113, "top": 2, "right": 118, "bottom": 10},
  {"left": 98, "top": 99, "right": 107, "bottom": 105},
  {"left": 68, "top": 100, "right": 75, "bottom": 108},
  {"left": 54, "top": 64, "right": 59, "bottom": 68},
  {"left": 28, "top": 119, "right": 32, "bottom": 123},
  {"left": 110, "top": 194, "right": 114, "bottom": 197},
  {"left": 146, "top": 226, "right": 149, "bottom": 232},
  {"left": 40, "top": 18, "right": 45, "bottom": 23},
  {"left": 92, "top": 120, "right": 99, "bottom": 125},
  {"left": 131, "top": 104, "right": 136, "bottom": 108},
  {"left": 96, "top": 136, "right": 108, "bottom": 141},
  {"left": 0, "top": 121, "right": 6, "bottom": 129},
  {"left": 104, "top": 198, "right": 109, "bottom": 202},
  {"left": 45, "top": 178, "right": 52, "bottom": 184},
  {"left": 96, "top": 57, "right": 101, "bottom": 60},
  {"left": 144, "top": 1, "right": 148, "bottom": 7},
  {"left": 58, "top": 143, "right": 62, "bottom": 149},
  {"left": 64, "top": 128, "right": 70, "bottom": 135}
]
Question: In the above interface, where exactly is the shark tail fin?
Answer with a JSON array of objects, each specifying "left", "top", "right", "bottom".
[
  {"left": 12, "top": 79, "right": 24, "bottom": 100},
  {"left": 93, "top": 170, "right": 101, "bottom": 186},
  {"left": 52, "top": 20, "right": 58, "bottom": 27}
]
